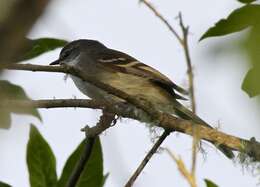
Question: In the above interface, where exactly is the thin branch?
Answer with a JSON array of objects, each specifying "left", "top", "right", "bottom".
[
  {"left": 1, "top": 99, "right": 149, "bottom": 122},
  {"left": 1, "top": 99, "right": 107, "bottom": 110},
  {"left": 178, "top": 13, "right": 198, "bottom": 176},
  {"left": 178, "top": 13, "right": 195, "bottom": 113},
  {"left": 3, "top": 63, "right": 65, "bottom": 72},
  {"left": 125, "top": 130, "right": 171, "bottom": 187},
  {"left": 4, "top": 64, "right": 260, "bottom": 161},
  {"left": 66, "top": 111, "right": 115, "bottom": 187},
  {"left": 140, "top": 0, "right": 183, "bottom": 44},
  {"left": 165, "top": 148, "right": 197, "bottom": 187}
]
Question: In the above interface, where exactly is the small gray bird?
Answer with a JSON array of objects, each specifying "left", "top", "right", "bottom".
[{"left": 50, "top": 39, "right": 234, "bottom": 159}]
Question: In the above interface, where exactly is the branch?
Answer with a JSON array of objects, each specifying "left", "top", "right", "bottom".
[
  {"left": 1, "top": 99, "right": 148, "bottom": 122},
  {"left": 165, "top": 148, "right": 197, "bottom": 187},
  {"left": 125, "top": 130, "right": 171, "bottom": 187},
  {"left": 177, "top": 13, "right": 196, "bottom": 113},
  {"left": 66, "top": 111, "right": 115, "bottom": 187},
  {"left": 4, "top": 63, "right": 260, "bottom": 161},
  {"left": 2, "top": 99, "right": 107, "bottom": 110},
  {"left": 139, "top": 0, "right": 183, "bottom": 44},
  {"left": 178, "top": 13, "right": 198, "bottom": 176}
]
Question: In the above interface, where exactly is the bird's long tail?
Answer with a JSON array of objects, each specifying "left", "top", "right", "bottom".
[{"left": 173, "top": 101, "right": 234, "bottom": 159}]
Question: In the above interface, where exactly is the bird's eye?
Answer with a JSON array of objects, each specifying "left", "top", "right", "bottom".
[{"left": 60, "top": 50, "right": 71, "bottom": 59}]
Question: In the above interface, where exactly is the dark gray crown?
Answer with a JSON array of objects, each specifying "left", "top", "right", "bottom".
[{"left": 59, "top": 39, "right": 107, "bottom": 59}]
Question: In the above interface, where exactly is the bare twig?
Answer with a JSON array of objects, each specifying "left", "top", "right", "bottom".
[
  {"left": 3, "top": 63, "right": 65, "bottom": 72},
  {"left": 4, "top": 63, "right": 260, "bottom": 161},
  {"left": 178, "top": 13, "right": 198, "bottom": 176},
  {"left": 140, "top": 0, "right": 183, "bottom": 44},
  {"left": 1, "top": 99, "right": 107, "bottom": 110},
  {"left": 66, "top": 111, "right": 115, "bottom": 187},
  {"left": 165, "top": 148, "right": 197, "bottom": 187},
  {"left": 178, "top": 13, "right": 195, "bottom": 113},
  {"left": 125, "top": 130, "right": 171, "bottom": 187}
]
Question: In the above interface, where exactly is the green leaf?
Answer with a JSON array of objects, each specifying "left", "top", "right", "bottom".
[
  {"left": 240, "top": 21, "right": 260, "bottom": 97},
  {"left": 204, "top": 179, "right": 219, "bottom": 187},
  {"left": 0, "top": 110, "right": 11, "bottom": 129},
  {"left": 101, "top": 173, "right": 109, "bottom": 187},
  {"left": 242, "top": 67, "right": 260, "bottom": 97},
  {"left": 237, "top": 0, "right": 257, "bottom": 4},
  {"left": 17, "top": 38, "right": 68, "bottom": 62},
  {"left": 27, "top": 125, "right": 57, "bottom": 187},
  {"left": 58, "top": 138, "right": 105, "bottom": 187},
  {"left": 0, "top": 80, "right": 41, "bottom": 128},
  {"left": 0, "top": 181, "right": 12, "bottom": 187},
  {"left": 200, "top": 5, "right": 260, "bottom": 40}
]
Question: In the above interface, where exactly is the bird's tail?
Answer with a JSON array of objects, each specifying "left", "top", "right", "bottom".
[{"left": 172, "top": 101, "right": 234, "bottom": 159}]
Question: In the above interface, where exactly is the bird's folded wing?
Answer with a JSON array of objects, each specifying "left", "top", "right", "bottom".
[{"left": 96, "top": 48, "right": 188, "bottom": 100}]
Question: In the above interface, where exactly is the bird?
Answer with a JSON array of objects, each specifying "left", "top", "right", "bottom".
[{"left": 50, "top": 39, "right": 234, "bottom": 159}]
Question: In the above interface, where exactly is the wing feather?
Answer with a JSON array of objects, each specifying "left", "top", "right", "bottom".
[{"left": 95, "top": 48, "right": 188, "bottom": 99}]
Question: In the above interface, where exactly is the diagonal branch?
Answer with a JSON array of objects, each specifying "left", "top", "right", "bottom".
[
  {"left": 124, "top": 130, "right": 171, "bottom": 187},
  {"left": 139, "top": 0, "right": 183, "bottom": 44},
  {"left": 4, "top": 63, "right": 260, "bottom": 161},
  {"left": 165, "top": 148, "right": 197, "bottom": 187}
]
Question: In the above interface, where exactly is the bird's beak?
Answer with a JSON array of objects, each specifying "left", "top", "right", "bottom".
[{"left": 49, "top": 59, "right": 61, "bottom": 65}]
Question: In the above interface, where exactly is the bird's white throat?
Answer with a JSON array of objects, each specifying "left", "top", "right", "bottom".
[{"left": 63, "top": 55, "right": 80, "bottom": 66}]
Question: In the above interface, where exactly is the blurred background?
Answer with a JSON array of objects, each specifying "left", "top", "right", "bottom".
[{"left": 1, "top": 0, "right": 260, "bottom": 186}]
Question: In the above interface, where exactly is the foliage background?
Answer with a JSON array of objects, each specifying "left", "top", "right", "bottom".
[{"left": 1, "top": 0, "right": 260, "bottom": 186}]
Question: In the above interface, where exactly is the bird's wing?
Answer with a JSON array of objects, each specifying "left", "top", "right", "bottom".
[{"left": 95, "top": 48, "right": 188, "bottom": 100}]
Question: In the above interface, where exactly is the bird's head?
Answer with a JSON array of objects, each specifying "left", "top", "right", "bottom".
[{"left": 50, "top": 39, "right": 106, "bottom": 66}]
